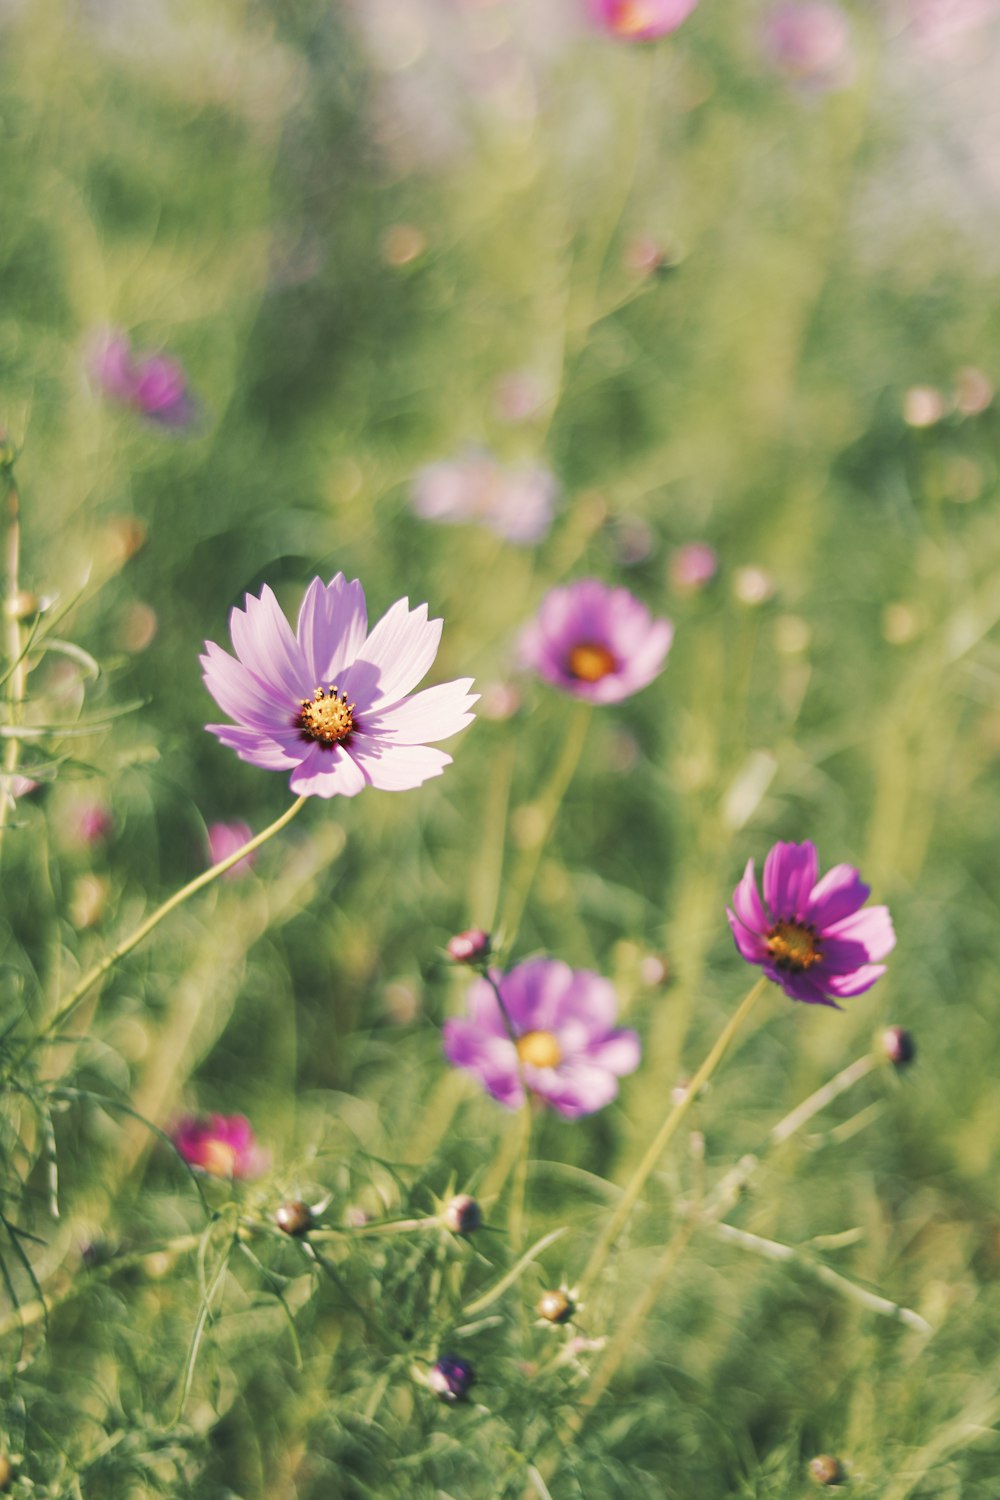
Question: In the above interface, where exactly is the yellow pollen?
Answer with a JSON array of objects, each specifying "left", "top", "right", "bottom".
[
  {"left": 201, "top": 1139, "right": 238, "bottom": 1179},
  {"left": 297, "top": 685, "right": 355, "bottom": 747},
  {"left": 516, "top": 1029, "right": 563, "bottom": 1069},
  {"left": 766, "top": 920, "right": 822, "bottom": 973},
  {"left": 611, "top": 0, "right": 656, "bottom": 35},
  {"left": 567, "top": 642, "right": 617, "bottom": 683}
]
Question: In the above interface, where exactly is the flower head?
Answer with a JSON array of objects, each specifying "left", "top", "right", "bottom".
[
  {"left": 411, "top": 451, "right": 559, "bottom": 545},
  {"left": 87, "top": 329, "right": 194, "bottom": 426},
  {"left": 201, "top": 575, "right": 477, "bottom": 799},
  {"left": 428, "top": 1355, "right": 475, "bottom": 1402},
  {"left": 206, "top": 820, "right": 256, "bottom": 878},
  {"left": 727, "top": 841, "right": 895, "bottom": 1006},
  {"left": 172, "top": 1114, "right": 265, "bottom": 1179},
  {"left": 669, "top": 541, "right": 718, "bottom": 592},
  {"left": 761, "top": 3, "right": 853, "bottom": 88},
  {"left": 443, "top": 958, "right": 640, "bottom": 1118},
  {"left": 520, "top": 578, "right": 673, "bottom": 703},
  {"left": 589, "top": 0, "right": 699, "bottom": 40}
]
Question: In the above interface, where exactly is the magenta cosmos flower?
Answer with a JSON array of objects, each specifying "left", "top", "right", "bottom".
[
  {"left": 202, "top": 575, "right": 476, "bottom": 799},
  {"left": 172, "top": 1114, "right": 266, "bottom": 1179},
  {"left": 727, "top": 841, "right": 895, "bottom": 1006},
  {"left": 520, "top": 578, "right": 673, "bottom": 703},
  {"left": 88, "top": 329, "right": 194, "bottom": 426},
  {"left": 589, "top": 0, "right": 698, "bottom": 39},
  {"left": 443, "top": 958, "right": 641, "bottom": 1118}
]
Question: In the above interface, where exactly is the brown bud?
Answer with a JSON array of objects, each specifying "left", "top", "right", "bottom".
[
  {"left": 809, "top": 1454, "right": 844, "bottom": 1485},
  {"left": 537, "top": 1288, "right": 575, "bottom": 1325},
  {"left": 275, "top": 1200, "right": 313, "bottom": 1236},
  {"left": 882, "top": 1026, "right": 915, "bottom": 1068},
  {"left": 442, "top": 1194, "right": 481, "bottom": 1234}
]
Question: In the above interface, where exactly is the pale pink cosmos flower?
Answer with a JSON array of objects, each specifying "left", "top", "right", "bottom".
[
  {"left": 172, "top": 1114, "right": 266, "bottom": 1179},
  {"left": 206, "top": 820, "right": 256, "bottom": 878},
  {"left": 589, "top": 0, "right": 698, "bottom": 41},
  {"left": 669, "top": 541, "right": 718, "bottom": 592},
  {"left": 201, "top": 575, "right": 477, "bottom": 799},
  {"left": 761, "top": 2, "right": 854, "bottom": 88},
  {"left": 87, "top": 329, "right": 194, "bottom": 426},
  {"left": 411, "top": 451, "right": 559, "bottom": 545},
  {"left": 520, "top": 578, "right": 673, "bottom": 703}
]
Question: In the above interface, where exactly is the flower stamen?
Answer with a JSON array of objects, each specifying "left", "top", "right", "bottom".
[
  {"left": 766, "top": 919, "right": 822, "bottom": 973},
  {"left": 567, "top": 642, "right": 617, "bottom": 683},
  {"left": 610, "top": 0, "right": 658, "bottom": 34},
  {"left": 297, "top": 686, "right": 355, "bottom": 748},
  {"left": 516, "top": 1029, "right": 563, "bottom": 1069}
]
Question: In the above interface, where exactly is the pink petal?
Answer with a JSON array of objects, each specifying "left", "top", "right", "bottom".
[
  {"left": 349, "top": 739, "right": 452, "bottom": 791},
  {"left": 201, "top": 642, "right": 299, "bottom": 733},
  {"left": 536, "top": 1061, "right": 621, "bottom": 1119},
  {"left": 580, "top": 1028, "right": 642, "bottom": 1076},
  {"left": 807, "top": 863, "right": 871, "bottom": 929},
  {"left": 502, "top": 958, "right": 576, "bottom": 1031},
  {"left": 295, "top": 574, "right": 368, "bottom": 685},
  {"left": 727, "top": 908, "right": 770, "bottom": 963},
  {"left": 732, "top": 858, "right": 768, "bottom": 934},
  {"left": 289, "top": 744, "right": 368, "bottom": 798},
  {"left": 229, "top": 586, "right": 309, "bottom": 702},
  {"left": 205, "top": 723, "right": 303, "bottom": 770},
  {"left": 763, "top": 841, "right": 818, "bottom": 920},
  {"left": 823, "top": 964, "right": 887, "bottom": 998},
  {"left": 550, "top": 970, "right": 619, "bottom": 1033},
  {"left": 360, "top": 678, "right": 478, "bottom": 744},
  {"left": 823, "top": 905, "right": 895, "bottom": 962},
  {"left": 342, "top": 599, "right": 443, "bottom": 709}
]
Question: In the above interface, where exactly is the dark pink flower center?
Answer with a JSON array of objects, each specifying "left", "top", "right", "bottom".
[
  {"left": 766, "top": 919, "right": 823, "bottom": 972},
  {"left": 567, "top": 642, "right": 617, "bottom": 683},
  {"left": 297, "top": 686, "right": 355, "bottom": 748}
]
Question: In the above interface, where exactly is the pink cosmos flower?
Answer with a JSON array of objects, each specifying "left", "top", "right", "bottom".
[
  {"left": 443, "top": 958, "right": 641, "bottom": 1118},
  {"left": 669, "top": 541, "right": 718, "bottom": 592},
  {"left": 520, "top": 578, "right": 673, "bottom": 704},
  {"left": 761, "top": 3, "right": 853, "bottom": 88},
  {"left": 87, "top": 329, "right": 194, "bottom": 426},
  {"left": 172, "top": 1114, "right": 266, "bottom": 1179},
  {"left": 589, "top": 0, "right": 698, "bottom": 40},
  {"left": 727, "top": 840, "right": 896, "bottom": 1006},
  {"left": 206, "top": 820, "right": 256, "bottom": 878},
  {"left": 411, "top": 451, "right": 559, "bottom": 545},
  {"left": 201, "top": 575, "right": 477, "bottom": 799}
]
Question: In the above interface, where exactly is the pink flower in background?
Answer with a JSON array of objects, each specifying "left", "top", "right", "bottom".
[
  {"left": 71, "top": 799, "right": 113, "bottom": 846},
  {"left": 172, "top": 1114, "right": 266, "bottom": 1179},
  {"left": 589, "top": 0, "right": 698, "bottom": 40},
  {"left": 87, "top": 329, "right": 194, "bottom": 426},
  {"left": 727, "top": 840, "right": 896, "bottom": 1006},
  {"left": 520, "top": 578, "right": 673, "bottom": 703},
  {"left": 202, "top": 574, "right": 477, "bottom": 799},
  {"left": 443, "top": 958, "right": 641, "bottom": 1118},
  {"left": 761, "top": 3, "right": 853, "bottom": 87},
  {"left": 669, "top": 541, "right": 718, "bottom": 592},
  {"left": 411, "top": 451, "right": 559, "bottom": 544},
  {"left": 907, "top": 0, "right": 1000, "bottom": 60},
  {"left": 206, "top": 820, "right": 256, "bottom": 878}
]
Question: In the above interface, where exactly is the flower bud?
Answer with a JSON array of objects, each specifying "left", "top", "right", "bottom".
[
  {"left": 537, "top": 1288, "right": 575, "bottom": 1324},
  {"left": 428, "top": 1355, "right": 475, "bottom": 1402},
  {"left": 275, "top": 1200, "right": 313, "bottom": 1236},
  {"left": 882, "top": 1026, "right": 915, "bottom": 1068},
  {"left": 446, "top": 928, "right": 491, "bottom": 964},
  {"left": 442, "top": 1194, "right": 481, "bottom": 1234},
  {"left": 809, "top": 1454, "right": 844, "bottom": 1485},
  {"left": 4, "top": 589, "right": 39, "bottom": 620}
]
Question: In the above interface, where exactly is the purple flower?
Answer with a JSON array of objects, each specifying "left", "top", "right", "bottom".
[
  {"left": 519, "top": 579, "right": 673, "bottom": 704},
  {"left": 206, "top": 820, "right": 256, "bottom": 878},
  {"left": 411, "top": 451, "right": 559, "bottom": 545},
  {"left": 201, "top": 575, "right": 477, "bottom": 799},
  {"left": 87, "top": 329, "right": 194, "bottom": 426},
  {"left": 589, "top": 0, "right": 699, "bottom": 40},
  {"left": 727, "top": 841, "right": 895, "bottom": 1006},
  {"left": 442, "top": 958, "right": 641, "bottom": 1119},
  {"left": 172, "top": 1114, "right": 266, "bottom": 1179},
  {"left": 428, "top": 1355, "right": 475, "bottom": 1402}
]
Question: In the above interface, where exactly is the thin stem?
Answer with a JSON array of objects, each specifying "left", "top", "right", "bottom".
[
  {"left": 577, "top": 975, "right": 767, "bottom": 1305},
  {"left": 19, "top": 795, "right": 309, "bottom": 1063},
  {"left": 500, "top": 701, "right": 591, "bottom": 951},
  {"left": 769, "top": 1053, "right": 876, "bottom": 1147},
  {"left": 507, "top": 1098, "right": 535, "bottom": 1253}
]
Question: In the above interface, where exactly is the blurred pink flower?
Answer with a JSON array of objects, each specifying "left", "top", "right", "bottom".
[
  {"left": 71, "top": 799, "right": 113, "bottom": 846},
  {"left": 669, "top": 541, "right": 718, "bottom": 592},
  {"left": 520, "top": 578, "right": 673, "bottom": 703},
  {"left": 589, "top": 0, "right": 698, "bottom": 40},
  {"left": 206, "top": 820, "right": 256, "bottom": 878},
  {"left": 761, "top": 2, "right": 854, "bottom": 87},
  {"left": 906, "top": 0, "right": 1000, "bottom": 59},
  {"left": 87, "top": 329, "right": 194, "bottom": 426},
  {"left": 172, "top": 1113, "right": 266, "bottom": 1180},
  {"left": 411, "top": 450, "right": 559, "bottom": 544}
]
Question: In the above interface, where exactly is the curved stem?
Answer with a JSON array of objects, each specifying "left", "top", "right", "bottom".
[{"left": 577, "top": 975, "right": 767, "bottom": 1305}]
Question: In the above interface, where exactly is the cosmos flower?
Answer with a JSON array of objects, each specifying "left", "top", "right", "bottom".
[
  {"left": 519, "top": 578, "right": 673, "bottom": 704},
  {"left": 761, "top": 2, "right": 853, "bottom": 88},
  {"left": 411, "top": 450, "right": 559, "bottom": 545},
  {"left": 87, "top": 329, "right": 194, "bottom": 426},
  {"left": 727, "top": 840, "right": 895, "bottom": 1006},
  {"left": 206, "top": 820, "right": 256, "bottom": 878},
  {"left": 669, "top": 541, "right": 718, "bottom": 592},
  {"left": 589, "top": 0, "right": 698, "bottom": 40},
  {"left": 201, "top": 575, "right": 477, "bottom": 799},
  {"left": 442, "top": 958, "right": 641, "bottom": 1118},
  {"left": 172, "top": 1114, "right": 266, "bottom": 1179}
]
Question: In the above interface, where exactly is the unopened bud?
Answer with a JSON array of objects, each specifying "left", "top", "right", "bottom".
[
  {"left": 4, "top": 589, "right": 39, "bottom": 620},
  {"left": 275, "top": 1200, "right": 313, "bottom": 1236},
  {"left": 446, "top": 928, "right": 491, "bottom": 964},
  {"left": 882, "top": 1026, "right": 915, "bottom": 1068},
  {"left": 537, "top": 1288, "right": 575, "bottom": 1325},
  {"left": 428, "top": 1354, "right": 475, "bottom": 1402},
  {"left": 809, "top": 1454, "right": 844, "bottom": 1485},
  {"left": 442, "top": 1193, "right": 481, "bottom": 1234}
]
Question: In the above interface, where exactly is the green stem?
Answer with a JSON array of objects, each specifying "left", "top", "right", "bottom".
[
  {"left": 21, "top": 795, "right": 309, "bottom": 1062},
  {"left": 577, "top": 975, "right": 767, "bottom": 1305},
  {"left": 769, "top": 1052, "right": 875, "bottom": 1147}
]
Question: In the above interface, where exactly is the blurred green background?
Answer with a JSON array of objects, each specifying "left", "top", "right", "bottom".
[{"left": 3, "top": 0, "right": 1000, "bottom": 1494}]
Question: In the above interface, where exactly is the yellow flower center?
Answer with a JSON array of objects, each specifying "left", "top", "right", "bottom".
[
  {"left": 766, "top": 920, "right": 823, "bottom": 973},
  {"left": 516, "top": 1029, "right": 563, "bottom": 1069},
  {"left": 201, "top": 1139, "right": 238, "bottom": 1178},
  {"left": 611, "top": 0, "right": 657, "bottom": 35},
  {"left": 567, "top": 642, "right": 616, "bottom": 683},
  {"left": 297, "top": 685, "right": 355, "bottom": 747}
]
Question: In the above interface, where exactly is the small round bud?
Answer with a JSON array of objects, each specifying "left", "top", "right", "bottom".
[
  {"left": 442, "top": 1194, "right": 481, "bottom": 1234},
  {"left": 537, "top": 1288, "right": 575, "bottom": 1325},
  {"left": 4, "top": 589, "right": 39, "bottom": 620},
  {"left": 275, "top": 1200, "right": 313, "bottom": 1236},
  {"left": 446, "top": 928, "right": 491, "bottom": 964},
  {"left": 809, "top": 1454, "right": 844, "bottom": 1486},
  {"left": 428, "top": 1354, "right": 475, "bottom": 1402},
  {"left": 882, "top": 1026, "right": 915, "bottom": 1068}
]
